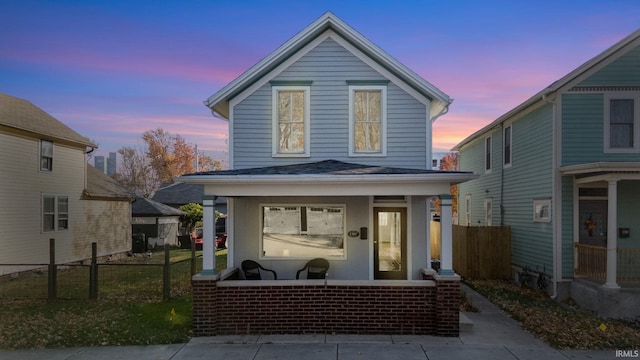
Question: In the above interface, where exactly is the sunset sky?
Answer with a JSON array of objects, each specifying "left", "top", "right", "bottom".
[{"left": 2, "top": 1, "right": 639, "bottom": 167}]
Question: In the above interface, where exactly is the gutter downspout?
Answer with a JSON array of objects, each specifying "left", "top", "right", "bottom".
[{"left": 543, "top": 92, "right": 560, "bottom": 300}]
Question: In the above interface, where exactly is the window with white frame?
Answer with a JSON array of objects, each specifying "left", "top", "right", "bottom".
[
  {"left": 605, "top": 94, "right": 640, "bottom": 152},
  {"left": 485, "top": 136, "right": 492, "bottom": 172},
  {"left": 261, "top": 204, "right": 345, "bottom": 259},
  {"left": 43, "top": 195, "right": 69, "bottom": 232},
  {"left": 465, "top": 195, "right": 471, "bottom": 226},
  {"left": 40, "top": 140, "right": 53, "bottom": 171},
  {"left": 272, "top": 86, "right": 310, "bottom": 157},
  {"left": 533, "top": 199, "right": 551, "bottom": 222},
  {"left": 504, "top": 125, "right": 512, "bottom": 167},
  {"left": 484, "top": 197, "right": 492, "bottom": 226},
  {"left": 349, "top": 85, "right": 386, "bottom": 156}
]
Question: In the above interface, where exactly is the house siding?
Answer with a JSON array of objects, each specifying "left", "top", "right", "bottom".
[
  {"left": 232, "top": 37, "right": 428, "bottom": 170},
  {"left": 580, "top": 45, "right": 640, "bottom": 86},
  {"left": 458, "top": 104, "right": 554, "bottom": 274}
]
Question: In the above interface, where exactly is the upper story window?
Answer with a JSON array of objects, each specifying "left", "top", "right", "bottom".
[
  {"left": 485, "top": 136, "right": 492, "bottom": 173},
  {"left": 43, "top": 194, "right": 69, "bottom": 232},
  {"left": 40, "top": 140, "right": 53, "bottom": 171},
  {"left": 349, "top": 85, "right": 387, "bottom": 156},
  {"left": 605, "top": 94, "right": 640, "bottom": 152},
  {"left": 503, "top": 125, "right": 512, "bottom": 167},
  {"left": 272, "top": 85, "right": 310, "bottom": 157}
]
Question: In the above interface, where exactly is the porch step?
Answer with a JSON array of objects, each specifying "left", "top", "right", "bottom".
[{"left": 459, "top": 312, "right": 474, "bottom": 333}]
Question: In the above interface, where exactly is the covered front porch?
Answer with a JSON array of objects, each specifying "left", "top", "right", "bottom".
[{"left": 181, "top": 160, "right": 476, "bottom": 336}]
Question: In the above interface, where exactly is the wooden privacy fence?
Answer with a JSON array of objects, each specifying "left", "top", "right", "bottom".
[{"left": 430, "top": 222, "right": 511, "bottom": 279}]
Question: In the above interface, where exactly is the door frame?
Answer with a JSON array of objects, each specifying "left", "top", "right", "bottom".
[{"left": 373, "top": 207, "right": 407, "bottom": 280}]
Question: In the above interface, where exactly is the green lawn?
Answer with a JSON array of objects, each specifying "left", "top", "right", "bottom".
[{"left": 0, "top": 249, "right": 227, "bottom": 349}]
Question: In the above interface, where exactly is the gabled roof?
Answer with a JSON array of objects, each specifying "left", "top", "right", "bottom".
[
  {"left": 132, "top": 196, "right": 186, "bottom": 217},
  {"left": 453, "top": 28, "right": 640, "bottom": 151},
  {"left": 84, "top": 165, "right": 134, "bottom": 201},
  {"left": 0, "top": 93, "right": 96, "bottom": 148},
  {"left": 204, "top": 11, "right": 451, "bottom": 120}
]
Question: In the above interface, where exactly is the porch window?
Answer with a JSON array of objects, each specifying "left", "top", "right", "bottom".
[
  {"left": 272, "top": 86, "right": 310, "bottom": 157},
  {"left": 605, "top": 94, "right": 639, "bottom": 152},
  {"left": 43, "top": 195, "right": 69, "bottom": 232},
  {"left": 40, "top": 140, "right": 53, "bottom": 171},
  {"left": 349, "top": 85, "right": 387, "bottom": 156},
  {"left": 261, "top": 204, "right": 346, "bottom": 259}
]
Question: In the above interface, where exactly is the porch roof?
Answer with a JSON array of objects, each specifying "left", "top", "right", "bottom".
[
  {"left": 560, "top": 162, "right": 640, "bottom": 184},
  {"left": 178, "top": 159, "right": 477, "bottom": 197}
]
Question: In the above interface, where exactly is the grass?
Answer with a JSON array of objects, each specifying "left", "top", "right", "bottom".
[
  {"left": 0, "top": 249, "right": 228, "bottom": 350},
  {"left": 465, "top": 279, "right": 640, "bottom": 350}
]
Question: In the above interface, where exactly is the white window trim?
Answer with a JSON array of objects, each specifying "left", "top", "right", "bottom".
[
  {"left": 348, "top": 85, "right": 387, "bottom": 157},
  {"left": 484, "top": 197, "right": 492, "bottom": 226},
  {"left": 465, "top": 195, "right": 471, "bottom": 226},
  {"left": 604, "top": 92, "right": 640, "bottom": 153},
  {"left": 259, "top": 203, "right": 347, "bottom": 260},
  {"left": 484, "top": 136, "right": 492, "bottom": 174},
  {"left": 40, "top": 139, "right": 53, "bottom": 172},
  {"left": 503, "top": 124, "right": 512, "bottom": 168},
  {"left": 271, "top": 86, "right": 311, "bottom": 157},
  {"left": 533, "top": 198, "right": 551, "bottom": 223},
  {"left": 42, "top": 194, "right": 69, "bottom": 232}
]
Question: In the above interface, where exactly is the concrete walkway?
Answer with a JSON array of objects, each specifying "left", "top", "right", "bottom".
[{"left": 0, "top": 285, "right": 619, "bottom": 359}]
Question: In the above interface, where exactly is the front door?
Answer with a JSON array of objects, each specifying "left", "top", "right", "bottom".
[
  {"left": 374, "top": 207, "right": 407, "bottom": 280},
  {"left": 579, "top": 200, "right": 608, "bottom": 247}
]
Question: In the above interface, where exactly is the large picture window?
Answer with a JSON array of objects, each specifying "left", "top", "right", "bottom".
[
  {"left": 261, "top": 205, "right": 345, "bottom": 259},
  {"left": 349, "top": 85, "right": 386, "bottom": 156},
  {"left": 43, "top": 195, "right": 69, "bottom": 232},
  {"left": 272, "top": 86, "right": 310, "bottom": 157}
]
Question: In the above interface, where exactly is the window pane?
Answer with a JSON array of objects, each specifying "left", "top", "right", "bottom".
[
  {"left": 291, "top": 92, "right": 304, "bottom": 121},
  {"left": 43, "top": 196, "right": 55, "bottom": 212},
  {"left": 354, "top": 92, "right": 366, "bottom": 121},
  {"left": 368, "top": 91, "right": 381, "bottom": 121},
  {"left": 353, "top": 90, "right": 382, "bottom": 153},
  {"left": 43, "top": 215, "right": 55, "bottom": 231},
  {"left": 610, "top": 99, "right": 634, "bottom": 148},
  {"left": 278, "top": 92, "right": 292, "bottom": 122},
  {"left": 262, "top": 206, "right": 345, "bottom": 258},
  {"left": 354, "top": 123, "right": 366, "bottom": 151},
  {"left": 369, "top": 123, "right": 380, "bottom": 151},
  {"left": 277, "top": 90, "right": 305, "bottom": 153},
  {"left": 41, "top": 140, "right": 53, "bottom": 157},
  {"left": 58, "top": 196, "right": 68, "bottom": 213}
]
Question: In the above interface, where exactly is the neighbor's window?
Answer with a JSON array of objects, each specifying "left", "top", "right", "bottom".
[
  {"left": 40, "top": 140, "right": 53, "bottom": 171},
  {"left": 533, "top": 199, "right": 551, "bottom": 222},
  {"left": 605, "top": 94, "right": 639, "bottom": 152},
  {"left": 261, "top": 205, "right": 345, "bottom": 259},
  {"left": 485, "top": 136, "right": 492, "bottom": 172},
  {"left": 349, "top": 86, "right": 386, "bottom": 156},
  {"left": 43, "top": 195, "right": 69, "bottom": 232},
  {"left": 272, "top": 86, "right": 310, "bottom": 157},
  {"left": 504, "top": 125, "right": 512, "bottom": 167}
]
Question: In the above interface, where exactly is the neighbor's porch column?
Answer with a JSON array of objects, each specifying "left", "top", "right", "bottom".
[
  {"left": 202, "top": 195, "right": 217, "bottom": 275},
  {"left": 604, "top": 180, "right": 619, "bottom": 289},
  {"left": 439, "top": 194, "right": 455, "bottom": 275}
]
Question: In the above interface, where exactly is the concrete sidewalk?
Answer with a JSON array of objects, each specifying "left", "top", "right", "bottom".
[{"left": 0, "top": 285, "right": 618, "bottom": 359}]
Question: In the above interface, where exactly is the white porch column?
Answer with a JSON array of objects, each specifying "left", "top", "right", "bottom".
[
  {"left": 604, "top": 180, "right": 619, "bottom": 289},
  {"left": 202, "top": 195, "right": 217, "bottom": 275},
  {"left": 439, "top": 194, "right": 455, "bottom": 275}
]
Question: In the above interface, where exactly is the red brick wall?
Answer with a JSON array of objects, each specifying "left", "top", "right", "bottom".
[{"left": 192, "top": 275, "right": 459, "bottom": 337}]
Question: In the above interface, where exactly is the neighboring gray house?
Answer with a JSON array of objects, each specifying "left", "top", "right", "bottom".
[
  {"left": 454, "top": 29, "right": 640, "bottom": 318},
  {"left": 151, "top": 182, "right": 227, "bottom": 214}
]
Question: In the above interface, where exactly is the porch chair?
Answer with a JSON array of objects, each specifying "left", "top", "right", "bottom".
[
  {"left": 241, "top": 260, "right": 277, "bottom": 280},
  {"left": 296, "top": 258, "right": 330, "bottom": 279}
]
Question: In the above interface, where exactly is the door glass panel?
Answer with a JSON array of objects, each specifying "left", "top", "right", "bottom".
[{"left": 377, "top": 211, "right": 402, "bottom": 271}]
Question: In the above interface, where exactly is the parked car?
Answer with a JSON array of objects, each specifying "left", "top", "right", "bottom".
[{"left": 192, "top": 227, "right": 227, "bottom": 250}]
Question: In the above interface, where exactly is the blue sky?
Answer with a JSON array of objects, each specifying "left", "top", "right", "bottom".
[{"left": 2, "top": 1, "right": 639, "bottom": 166}]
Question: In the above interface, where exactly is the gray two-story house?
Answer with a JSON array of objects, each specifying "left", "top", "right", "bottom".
[
  {"left": 181, "top": 12, "right": 475, "bottom": 336},
  {"left": 454, "top": 29, "right": 640, "bottom": 318}
]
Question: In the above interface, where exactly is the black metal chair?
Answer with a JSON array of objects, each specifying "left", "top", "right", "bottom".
[
  {"left": 241, "top": 260, "right": 277, "bottom": 280},
  {"left": 296, "top": 258, "right": 330, "bottom": 279}
]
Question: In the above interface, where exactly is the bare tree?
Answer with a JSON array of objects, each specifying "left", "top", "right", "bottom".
[{"left": 112, "top": 146, "right": 160, "bottom": 197}]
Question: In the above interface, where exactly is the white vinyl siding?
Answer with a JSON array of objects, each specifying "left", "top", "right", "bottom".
[
  {"left": 349, "top": 85, "right": 387, "bottom": 156},
  {"left": 604, "top": 93, "right": 640, "bottom": 152},
  {"left": 272, "top": 86, "right": 310, "bottom": 157}
]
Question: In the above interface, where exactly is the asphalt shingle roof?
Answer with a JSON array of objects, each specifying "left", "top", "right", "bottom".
[
  {"left": 132, "top": 197, "right": 186, "bottom": 217},
  {"left": 85, "top": 165, "right": 134, "bottom": 201}
]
